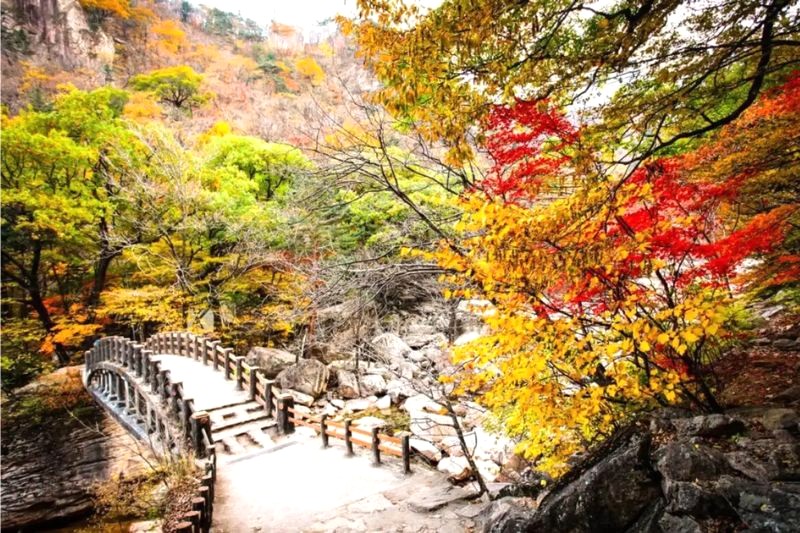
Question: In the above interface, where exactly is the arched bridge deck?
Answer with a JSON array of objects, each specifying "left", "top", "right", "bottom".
[{"left": 84, "top": 332, "right": 418, "bottom": 532}]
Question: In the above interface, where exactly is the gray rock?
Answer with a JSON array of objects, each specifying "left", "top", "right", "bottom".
[
  {"left": 246, "top": 347, "right": 296, "bottom": 378},
  {"left": 438, "top": 456, "right": 472, "bottom": 482},
  {"left": 655, "top": 442, "right": 729, "bottom": 482},
  {"left": 673, "top": 414, "right": 746, "bottom": 438},
  {"left": 663, "top": 480, "right": 733, "bottom": 516},
  {"left": 760, "top": 408, "right": 799, "bottom": 431},
  {"left": 371, "top": 333, "right": 412, "bottom": 364},
  {"left": 505, "top": 431, "right": 661, "bottom": 532},
  {"left": 773, "top": 338, "right": 797, "bottom": 351},
  {"left": 658, "top": 513, "right": 703, "bottom": 533},
  {"left": 714, "top": 475, "right": 800, "bottom": 532},
  {"left": 360, "top": 374, "right": 387, "bottom": 397},
  {"left": 410, "top": 437, "right": 443, "bottom": 462},
  {"left": 475, "top": 497, "right": 531, "bottom": 533},
  {"left": 344, "top": 398, "right": 372, "bottom": 412},
  {"left": 276, "top": 359, "right": 329, "bottom": 398},
  {"left": 375, "top": 395, "right": 391, "bottom": 410},
  {"left": 333, "top": 368, "right": 359, "bottom": 399},
  {"left": 407, "top": 485, "right": 474, "bottom": 512}
]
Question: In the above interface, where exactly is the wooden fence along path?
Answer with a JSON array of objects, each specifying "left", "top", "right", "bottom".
[{"left": 83, "top": 331, "right": 412, "bottom": 533}]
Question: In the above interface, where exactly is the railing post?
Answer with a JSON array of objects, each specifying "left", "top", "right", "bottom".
[
  {"left": 183, "top": 399, "right": 194, "bottom": 439},
  {"left": 371, "top": 427, "right": 381, "bottom": 466},
  {"left": 142, "top": 350, "right": 152, "bottom": 383},
  {"left": 235, "top": 357, "right": 244, "bottom": 391},
  {"left": 191, "top": 411, "right": 210, "bottom": 457},
  {"left": 208, "top": 341, "right": 220, "bottom": 371},
  {"left": 150, "top": 361, "right": 159, "bottom": 393},
  {"left": 344, "top": 419, "right": 354, "bottom": 457},
  {"left": 224, "top": 349, "right": 232, "bottom": 380},
  {"left": 132, "top": 344, "right": 143, "bottom": 377},
  {"left": 402, "top": 434, "right": 411, "bottom": 475},
  {"left": 277, "top": 395, "right": 294, "bottom": 435},
  {"left": 262, "top": 379, "right": 275, "bottom": 416},
  {"left": 159, "top": 369, "right": 170, "bottom": 401},
  {"left": 248, "top": 367, "right": 258, "bottom": 401},
  {"left": 170, "top": 382, "right": 182, "bottom": 415},
  {"left": 320, "top": 414, "right": 329, "bottom": 448}
]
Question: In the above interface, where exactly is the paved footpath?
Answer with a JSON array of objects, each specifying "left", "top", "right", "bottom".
[{"left": 212, "top": 432, "right": 481, "bottom": 533}]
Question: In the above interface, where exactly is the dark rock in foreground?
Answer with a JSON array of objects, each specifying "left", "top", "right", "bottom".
[{"left": 480, "top": 407, "right": 800, "bottom": 532}]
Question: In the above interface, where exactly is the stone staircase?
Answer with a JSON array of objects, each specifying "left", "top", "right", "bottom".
[{"left": 208, "top": 400, "right": 278, "bottom": 458}]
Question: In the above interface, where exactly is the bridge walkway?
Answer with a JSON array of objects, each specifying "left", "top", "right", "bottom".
[{"left": 152, "top": 354, "right": 278, "bottom": 461}]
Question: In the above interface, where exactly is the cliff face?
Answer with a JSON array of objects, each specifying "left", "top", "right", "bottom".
[
  {"left": 0, "top": 367, "right": 154, "bottom": 530},
  {"left": 1, "top": 0, "right": 114, "bottom": 67}
]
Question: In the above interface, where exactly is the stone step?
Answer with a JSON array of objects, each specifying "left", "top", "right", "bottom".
[
  {"left": 212, "top": 418, "right": 277, "bottom": 444},
  {"left": 210, "top": 401, "right": 272, "bottom": 432},
  {"left": 219, "top": 436, "right": 247, "bottom": 455}
]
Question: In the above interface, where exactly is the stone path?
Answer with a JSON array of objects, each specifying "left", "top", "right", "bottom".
[{"left": 212, "top": 431, "right": 481, "bottom": 533}]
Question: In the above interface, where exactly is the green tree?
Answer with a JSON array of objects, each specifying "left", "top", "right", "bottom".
[
  {"left": 205, "top": 135, "right": 311, "bottom": 201},
  {"left": 130, "top": 65, "right": 210, "bottom": 109}
]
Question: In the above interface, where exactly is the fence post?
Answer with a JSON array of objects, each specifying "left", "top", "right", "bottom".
[
  {"left": 191, "top": 412, "right": 210, "bottom": 457},
  {"left": 249, "top": 367, "right": 258, "bottom": 401},
  {"left": 277, "top": 395, "right": 295, "bottom": 435},
  {"left": 371, "top": 427, "right": 381, "bottom": 466},
  {"left": 263, "top": 379, "right": 275, "bottom": 416},
  {"left": 142, "top": 350, "right": 152, "bottom": 383},
  {"left": 320, "top": 414, "right": 329, "bottom": 448},
  {"left": 170, "top": 382, "right": 182, "bottom": 415},
  {"left": 235, "top": 357, "right": 244, "bottom": 391},
  {"left": 196, "top": 336, "right": 204, "bottom": 364},
  {"left": 209, "top": 341, "right": 219, "bottom": 370},
  {"left": 158, "top": 369, "right": 170, "bottom": 401},
  {"left": 224, "top": 349, "right": 232, "bottom": 380},
  {"left": 182, "top": 399, "right": 194, "bottom": 439},
  {"left": 402, "top": 434, "right": 411, "bottom": 474},
  {"left": 150, "top": 361, "right": 159, "bottom": 394},
  {"left": 344, "top": 419, "right": 354, "bottom": 457}
]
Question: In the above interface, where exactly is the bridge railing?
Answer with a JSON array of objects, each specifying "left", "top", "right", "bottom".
[
  {"left": 143, "top": 331, "right": 416, "bottom": 475},
  {"left": 85, "top": 336, "right": 216, "bottom": 533}
]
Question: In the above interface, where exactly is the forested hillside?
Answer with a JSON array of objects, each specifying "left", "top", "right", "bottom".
[
  {"left": 1, "top": 0, "right": 447, "bottom": 382},
  {"left": 2, "top": 0, "right": 799, "bottom": 531}
]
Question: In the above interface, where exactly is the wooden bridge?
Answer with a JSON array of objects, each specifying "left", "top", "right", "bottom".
[{"left": 83, "top": 332, "right": 413, "bottom": 532}]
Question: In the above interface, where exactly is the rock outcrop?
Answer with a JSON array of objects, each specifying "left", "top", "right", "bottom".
[
  {"left": 479, "top": 408, "right": 800, "bottom": 532},
  {"left": 1, "top": 368, "right": 154, "bottom": 530}
]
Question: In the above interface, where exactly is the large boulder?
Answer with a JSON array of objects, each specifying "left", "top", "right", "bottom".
[
  {"left": 360, "top": 374, "right": 388, "bottom": 397},
  {"left": 246, "top": 347, "right": 296, "bottom": 378},
  {"left": 404, "top": 394, "right": 459, "bottom": 442},
  {"left": 276, "top": 359, "right": 329, "bottom": 398},
  {"left": 371, "top": 332, "right": 412, "bottom": 364},
  {"left": 332, "top": 368, "right": 359, "bottom": 399}
]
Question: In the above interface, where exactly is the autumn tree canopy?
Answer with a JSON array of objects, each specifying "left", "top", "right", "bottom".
[
  {"left": 345, "top": 0, "right": 800, "bottom": 474},
  {"left": 344, "top": 0, "right": 799, "bottom": 162}
]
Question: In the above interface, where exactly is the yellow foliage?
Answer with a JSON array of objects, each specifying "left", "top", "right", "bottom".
[
  {"left": 151, "top": 19, "right": 186, "bottom": 55},
  {"left": 294, "top": 56, "right": 325, "bottom": 86},
  {"left": 123, "top": 92, "right": 162, "bottom": 122},
  {"left": 78, "top": 0, "right": 131, "bottom": 18}
]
